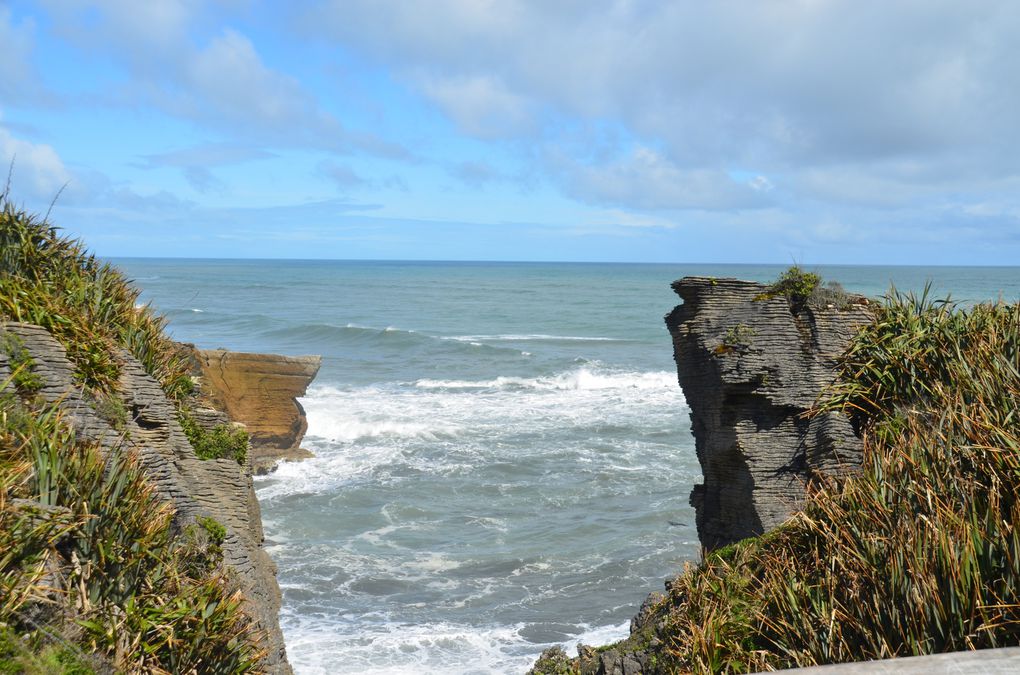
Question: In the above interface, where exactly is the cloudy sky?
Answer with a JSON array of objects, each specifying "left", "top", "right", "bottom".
[{"left": 2, "top": 1, "right": 1019, "bottom": 263}]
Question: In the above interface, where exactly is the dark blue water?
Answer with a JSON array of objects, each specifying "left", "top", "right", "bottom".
[{"left": 115, "top": 260, "right": 1019, "bottom": 673}]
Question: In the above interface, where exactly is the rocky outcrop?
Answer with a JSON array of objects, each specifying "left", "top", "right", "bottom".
[
  {"left": 530, "top": 276, "right": 875, "bottom": 675},
  {"left": 665, "top": 277, "right": 872, "bottom": 550},
  {"left": 0, "top": 322, "right": 292, "bottom": 673},
  {"left": 191, "top": 349, "right": 321, "bottom": 474}
]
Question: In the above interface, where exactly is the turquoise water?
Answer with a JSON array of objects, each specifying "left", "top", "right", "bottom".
[{"left": 116, "top": 260, "right": 1019, "bottom": 674}]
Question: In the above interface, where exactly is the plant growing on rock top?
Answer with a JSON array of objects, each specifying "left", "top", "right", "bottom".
[
  {"left": 754, "top": 265, "right": 821, "bottom": 308},
  {"left": 0, "top": 193, "right": 192, "bottom": 399},
  {"left": 0, "top": 394, "right": 263, "bottom": 672},
  {"left": 1, "top": 197, "right": 264, "bottom": 670}
]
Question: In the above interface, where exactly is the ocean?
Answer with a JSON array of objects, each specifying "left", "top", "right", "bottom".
[{"left": 115, "top": 260, "right": 1019, "bottom": 674}]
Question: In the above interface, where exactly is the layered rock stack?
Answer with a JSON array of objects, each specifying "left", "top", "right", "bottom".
[
  {"left": 191, "top": 349, "right": 322, "bottom": 474},
  {"left": 665, "top": 277, "right": 871, "bottom": 550}
]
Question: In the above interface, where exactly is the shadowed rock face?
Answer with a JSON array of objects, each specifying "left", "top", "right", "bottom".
[
  {"left": 193, "top": 349, "right": 321, "bottom": 474},
  {"left": 0, "top": 322, "right": 293, "bottom": 673},
  {"left": 665, "top": 277, "right": 871, "bottom": 550}
]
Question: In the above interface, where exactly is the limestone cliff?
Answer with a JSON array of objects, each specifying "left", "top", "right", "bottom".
[
  {"left": 0, "top": 322, "right": 293, "bottom": 673},
  {"left": 191, "top": 349, "right": 321, "bottom": 474},
  {"left": 665, "top": 277, "right": 871, "bottom": 550}
]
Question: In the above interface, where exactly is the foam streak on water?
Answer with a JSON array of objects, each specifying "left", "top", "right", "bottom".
[
  {"left": 258, "top": 364, "right": 696, "bottom": 673},
  {"left": 113, "top": 259, "right": 1019, "bottom": 674}
]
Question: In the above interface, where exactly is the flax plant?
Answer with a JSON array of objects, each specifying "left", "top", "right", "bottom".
[{"left": 613, "top": 288, "right": 1020, "bottom": 673}]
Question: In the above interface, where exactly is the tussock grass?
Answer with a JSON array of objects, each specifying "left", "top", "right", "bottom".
[
  {"left": 1, "top": 197, "right": 262, "bottom": 669},
  {"left": 0, "top": 194, "right": 192, "bottom": 398},
  {"left": 642, "top": 289, "right": 1020, "bottom": 672},
  {"left": 0, "top": 393, "right": 264, "bottom": 672}
]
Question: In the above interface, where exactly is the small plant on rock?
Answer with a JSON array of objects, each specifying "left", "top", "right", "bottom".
[{"left": 754, "top": 265, "right": 821, "bottom": 308}]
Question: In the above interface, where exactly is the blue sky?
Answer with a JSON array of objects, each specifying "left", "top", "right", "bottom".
[{"left": 3, "top": 1, "right": 1020, "bottom": 264}]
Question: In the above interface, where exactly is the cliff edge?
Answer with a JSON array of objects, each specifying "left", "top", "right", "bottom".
[{"left": 665, "top": 276, "right": 871, "bottom": 549}]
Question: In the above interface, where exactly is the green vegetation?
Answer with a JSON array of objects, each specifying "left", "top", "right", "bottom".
[
  {"left": 0, "top": 194, "right": 192, "bottom": 399},
  {"left": 1, "top": 334, "right": 42, "bottom": 395},
  {"left": 0, "top": 626, "right": 95, "bottom": 675},
  {"left": 0, "top": 394, "right": 262, "bottom": 672},
  {"left": 721, "top": 323, "right": 756, "bottom": 351},
  {"left": 1, "top": 197, "right": 263, "bottom": 670},
  {"left": 602, "top": 289, "right": 1020, "bottom": 671},
  {"left": 754, "top": 264, "right": 821, "bottom": 306},
  {"left": 755, "top": 265, "right": 858, "bottom": 311},
  {"left": 180, "top": 412, "right": 250, "bottom": 464}
]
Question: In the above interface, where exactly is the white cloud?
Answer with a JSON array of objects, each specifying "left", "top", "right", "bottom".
[
  {"left": 304, "top": 1, "right": 1020, "bottom": 209},
  {"left": 0, "top": 125, "right": 73, "bottom": 200},
  {"left": 420, "top": 74, "right": 535, "bottom": 138},
  {"left": 552, "top": 146, "right": 769, "bottom": 211},
  {"left": 39, "top": 1, "right": 408, "bottom": 159}
]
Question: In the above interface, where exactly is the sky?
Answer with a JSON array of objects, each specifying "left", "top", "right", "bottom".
[{"left": 2, "top": 1, "right": 1020, "bottom": 264}]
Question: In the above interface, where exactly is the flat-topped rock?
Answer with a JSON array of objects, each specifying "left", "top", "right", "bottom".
[
  {"left": 192, "top": 349, "right": 321, "bottom": 474},
  {"left": 665, "top": 277, "right": 872, "bottom": 549}
]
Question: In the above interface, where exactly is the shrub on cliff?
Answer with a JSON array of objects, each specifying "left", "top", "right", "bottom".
[
  {"left": 0, "top": 394, "right": 263, "bottom": 672},
  {"left": 0, "top": 193, "right": 192, "bottom": 399},
  {"left": 0, "top": 198, "right": 263, "bottom": 669},
  {"left": 578, "top": 289, "right": 1020, "bottom": 673}
]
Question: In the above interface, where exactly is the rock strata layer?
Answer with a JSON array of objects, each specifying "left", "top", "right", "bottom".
[
  {"left": 665, "top": 277, "right": 871, "bottom": 550},
  {"left": 192, "top": 348, "right": 321, "bottom": 474},
  {"left": 0, "top": 322, "right": 293, "bottom": 673}
]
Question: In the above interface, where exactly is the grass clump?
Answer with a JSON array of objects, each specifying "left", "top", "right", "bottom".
[
  {"left": 1, "top": 334, "right": 42, "bottom": 395},
  {"left": 179, "top": 412, "right": 249, "bottom": 465},
  {"left": 617, "top": 288, "right": 1020, "bottom": 671},
  {"left": 1, "top": 198, "right": 263, "bottom": 669},
  {"left": 0, "top": 626, "right": 95, "bottom": 674},
  {"left": 754, "top": 265, "right": 821, "bottom": 307},
  {"left": 716, "top": 323, "right": 756, "bottom": 355}
]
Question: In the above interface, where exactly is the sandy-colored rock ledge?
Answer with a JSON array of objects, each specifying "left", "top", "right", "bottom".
[{"left": 193, "top": 349, "right": 321, "bottom": 474}]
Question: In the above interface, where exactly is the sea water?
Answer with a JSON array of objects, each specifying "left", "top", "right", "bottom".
[{"left": 115, "top": 260, "right": 1019, "bottom": 674}]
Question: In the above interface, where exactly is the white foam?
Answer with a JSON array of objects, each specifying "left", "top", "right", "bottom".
[
  {"left": 256, "top": 368, "right": 686, "bottom": 500},
  {"left": 445, "top": 333, "right": 621, "bottom": 342},
  {"left": 280, "top": 616, "right": 625, "bottom": 675},
  {"left": 414, "top": 368, "right": 677, "bottom": 392}
]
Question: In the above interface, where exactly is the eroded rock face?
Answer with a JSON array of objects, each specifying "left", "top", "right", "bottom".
[
  {"left": 0, "top": 322, "right": 292, "bottom": 673},
  {"left": 192, "top": 349, "right": 321, "bottom": 474},
  {"left": 665, "top": 277, "right": 871, "bottom": 550}
]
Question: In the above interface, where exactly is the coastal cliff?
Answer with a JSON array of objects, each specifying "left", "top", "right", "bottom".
[
  {"left": 0, "top": 323, "right": 296, "bottom": 673},
  {"left": 664, "top": 276, "right": 871, "bottom": 549},
  {"left": 189, "top": 348, "right": 321, "bottom": 474}
]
